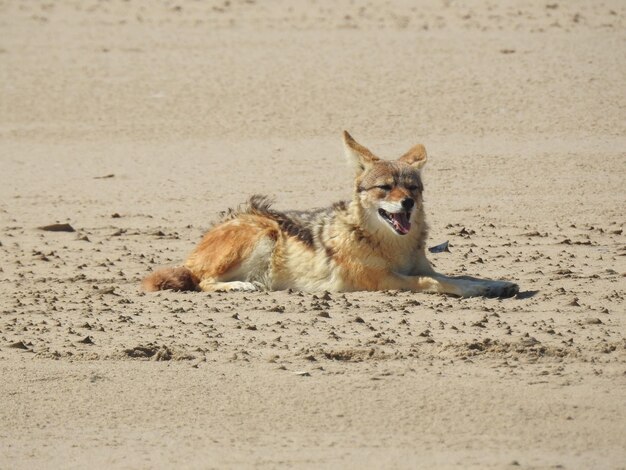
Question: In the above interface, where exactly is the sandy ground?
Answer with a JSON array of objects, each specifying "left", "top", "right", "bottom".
[{"left": 1, "top": 0, "right": 625, "bottom": 468}]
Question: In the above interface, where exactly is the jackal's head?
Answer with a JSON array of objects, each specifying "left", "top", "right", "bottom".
[{"left": 343, "top": 131, "right": 427, "bottom": 237}]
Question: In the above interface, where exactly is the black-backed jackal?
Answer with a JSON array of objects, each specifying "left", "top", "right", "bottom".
[{"left": 143, "top": 132, "right": 519, "bottom": 298}]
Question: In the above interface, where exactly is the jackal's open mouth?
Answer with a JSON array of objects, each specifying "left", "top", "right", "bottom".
[{"left": 378, "top": 209, "right": 411, "bottom": 235}]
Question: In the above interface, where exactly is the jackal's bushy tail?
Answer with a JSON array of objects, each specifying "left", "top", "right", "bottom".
[{"left": 142, "top": 267, "right": 200, "bottom": 292}]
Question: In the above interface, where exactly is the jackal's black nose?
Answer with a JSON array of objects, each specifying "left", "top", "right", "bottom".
[{"left": 401, "top": 198, "right": 415, "bottom": 210}]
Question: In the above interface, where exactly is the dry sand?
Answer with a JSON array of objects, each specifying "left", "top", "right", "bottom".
[{"left": 1, "top": 0, "right": 625, "bottom": 468}]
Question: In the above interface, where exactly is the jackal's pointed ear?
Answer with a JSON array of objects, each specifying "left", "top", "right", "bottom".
[
  {"left": 398, "top": 144, "right": 427, "bottom": 170},
  {"left": 343, "top": 131, "right": 379, "bottom": 174}
]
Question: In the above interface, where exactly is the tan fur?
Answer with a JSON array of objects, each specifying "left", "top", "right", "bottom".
[
  {"left": 142, "top": 266, "right": 200, "bottom": 292},
  {"left": 142, "top": 132, "right": 519, "bottom": 298},
  {"left": 185, "top": 215, "right": 278, "bottom": 278},
  {"left": 399, "top": 143, "right": 427, "bottom": 168}
]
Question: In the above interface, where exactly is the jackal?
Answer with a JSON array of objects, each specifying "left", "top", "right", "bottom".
[{"left": 143, "top": 132, "right": 519, "bottom": 297}]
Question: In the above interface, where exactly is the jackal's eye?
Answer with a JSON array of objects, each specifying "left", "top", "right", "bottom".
[
  {"left": 376, "top": 184, "right": 392, "bottom": 191},
  {"left": 407, "top": 185, "right": 419, "bottom": 191}
]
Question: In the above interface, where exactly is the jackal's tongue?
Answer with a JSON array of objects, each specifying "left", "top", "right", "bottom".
[{"left": 390, "top": 212, "right": 411, "bottom": 235}]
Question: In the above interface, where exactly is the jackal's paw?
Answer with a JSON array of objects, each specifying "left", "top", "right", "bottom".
[
  {"left": 461, "top": 280, "right": 519, "bottom": 298},
  {"left": 225, "top": 281, "right": 259, "bottom": 292},
  {"left": 482, "top": 281, "right": 519, "bottom": 298},
  {"left": 199, "top": 280, "right": 260, "bottom": 292}
]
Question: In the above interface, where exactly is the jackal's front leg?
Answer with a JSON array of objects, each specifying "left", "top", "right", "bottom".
[
  {"left": 381, "top": 273, "right": 519, "bottom": 298},
  {"left": 434, "top": 274, "right": 519, "bottom": 298}
]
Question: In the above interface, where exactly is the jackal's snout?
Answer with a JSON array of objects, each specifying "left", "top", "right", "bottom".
[{"left": 401, "top": 198, "right": 414, "bottom": 211}]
